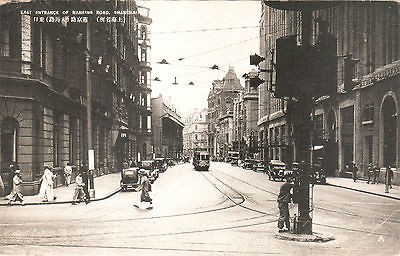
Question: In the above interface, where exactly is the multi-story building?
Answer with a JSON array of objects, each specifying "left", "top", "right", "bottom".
[
  {"left": 0, "top": 0, "right": 152, "bottom": 195},
  {"left": 207, "top": 67, "right": 243, "bottom": 160},
  {"left": 182, "top": 108, "right": 208, "bottom": 157},
  {"left": 258, "top": 1, "right": 400, "bottom": 184},
  {"left": 233, "top": 71, "right": 259, "bottom": 159},
  {"left": 151, "top": 94, "right": 184, "bottom": 159}
]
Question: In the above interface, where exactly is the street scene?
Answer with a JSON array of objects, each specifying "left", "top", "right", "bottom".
[
  {"left": 1, "top": 162, "right": 400, "bottom": 256},
  {"left": 0, "top": 0, "right": 400, "bottom": 255}
]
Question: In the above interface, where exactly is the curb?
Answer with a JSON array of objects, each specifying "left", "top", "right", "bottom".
[
  {"left": 274, "top": 231, "right": 335, "bottom": 242},
  {"left": 327, "top": 183, "right": 400, "bottom": 200},
  {"left": 0, "top": 187, "right": 121, "bottom": 206}
]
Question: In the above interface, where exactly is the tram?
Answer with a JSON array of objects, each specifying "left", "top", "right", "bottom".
[{"left": 193, "top": 151, "right": 210, "bottom": 171}]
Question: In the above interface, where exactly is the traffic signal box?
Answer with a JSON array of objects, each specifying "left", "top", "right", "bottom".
[
  {"left": 275, "top": 35, "right": 300, "bottom": 98},
  {"left": 275, "top": 34, "right": 337, "bottom": 98}
]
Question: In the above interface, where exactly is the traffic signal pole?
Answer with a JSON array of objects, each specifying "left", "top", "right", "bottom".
[{"left": 295, "top": 9, "right": 313, "bottom": 235}]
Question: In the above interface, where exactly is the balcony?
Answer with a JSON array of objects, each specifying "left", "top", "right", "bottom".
[
  {"left": 139, "top": 61, "right": 152, "bottom": 71},
  {"left": 0, "top": 57, "right": 68, "bottom": 93}
]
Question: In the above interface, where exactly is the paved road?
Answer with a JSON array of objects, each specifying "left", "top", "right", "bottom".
[{"left": 0, "top": 162, "right": 399, "bottom": 256}]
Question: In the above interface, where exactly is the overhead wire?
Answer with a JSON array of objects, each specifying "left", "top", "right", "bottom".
[{"left": 151, "top": 25, "right": 261, "bottom": 35}]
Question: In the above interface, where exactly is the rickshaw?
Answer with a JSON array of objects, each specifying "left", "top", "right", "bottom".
[{"left": 120, "top": 167, "right": 140, "bottom": 191}]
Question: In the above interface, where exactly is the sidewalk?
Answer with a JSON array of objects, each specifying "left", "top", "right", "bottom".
[
  {"left": 0, "top": 172, "right": 121, "bottom": 206},
  {"left": 326, "top": 176, "right": 400, "bottom": 200}
]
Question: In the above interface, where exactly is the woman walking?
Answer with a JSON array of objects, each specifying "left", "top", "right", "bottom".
[
  {"left": 134, "top": 169, "right": 153, "bottom": 209},
  {"left": 38, "top": 166, "right": 56, "bottom": 202},
  {"left": 5, "top": 169, "right": 24, "bottom": 205}
]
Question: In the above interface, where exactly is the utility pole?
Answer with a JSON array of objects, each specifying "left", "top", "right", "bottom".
[{"left": 86, "top": 20, "right": 95, "bottom": 198}]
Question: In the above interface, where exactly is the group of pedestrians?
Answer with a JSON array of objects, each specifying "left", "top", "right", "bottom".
[
  {"left": 1, "top": 161, "right": 92, "bottom": 205},
  {"left": 367, "top": 162, "right": 382, "bottom": 184}
]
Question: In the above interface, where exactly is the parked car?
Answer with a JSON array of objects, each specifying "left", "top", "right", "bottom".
[
  {"left": 120, "top": 167, "right": 140, "bottom": 191},
  {"left": 243, "top": 159, "right": 254, "bottom": 169},
  {"left": 154, "top": 158, "right": 168, "bottom": 173},
  {"left": 138, "top": 160, "right": 159, "bottom": 183},
  {"left": 230, "top": 157, "right": 239, "bottom": 166},
  {"left": 253, "top": 160, "right": 267, "bottom": 173},
  {"left": 311, "top": 158, "right": 327, "bottom": 184},
  {"left": 267, "top": 160, "right": 286, "bottom": 181},
  {"left": 166, "top": 158, "right": 176, "bottom": 166}
]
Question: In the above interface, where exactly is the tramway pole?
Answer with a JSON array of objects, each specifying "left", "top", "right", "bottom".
[{"left": 86, "top": 19, "right": 95, "bottom": 198}]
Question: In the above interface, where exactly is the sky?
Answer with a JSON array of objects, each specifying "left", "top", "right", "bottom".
[{"left": 137, "top": 0, "right": 261, "bottom": 116}]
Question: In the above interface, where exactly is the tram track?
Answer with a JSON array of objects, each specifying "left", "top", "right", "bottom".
[{"left": 211, "top": 165, "right": 400, "bottom": 234}]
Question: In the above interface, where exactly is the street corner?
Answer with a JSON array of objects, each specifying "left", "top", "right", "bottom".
[{"left": 273, "top": 229, "right": 335, "bottom": 243}]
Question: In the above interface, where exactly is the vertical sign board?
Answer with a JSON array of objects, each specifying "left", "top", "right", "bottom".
[
  {"left": 137, "top": 152, "right": 141, "bottom": 162},
  {"left": 88, "top": 149, "right": 95, "bottom": 170}
]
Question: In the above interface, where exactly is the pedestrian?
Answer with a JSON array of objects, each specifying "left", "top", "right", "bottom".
[
  {"left": 367, "top": 162, "right": 374, "bottom": 184},
  {"left": 352, "top": 161, "right": 358, "bottom": 182},
  {"left": 0, "top": 172, "right": 4, "bottom": 197},
  {"left": 277, "top": 178, "right": 292, "bottom": 232},
  {"left": 385, "top": 165, "right": 394, "bottom": 189},
  {"left": 5, "top": 169, "right": 24, "bottom": 205},
  {"left": 72, "top": 172, "right": 88, "bottom": 205},
  {"left": 134, "top": 169, "right": 153, "bottom": 209},
  {"left": 6, "top": 162, "right": 16, "bottom": 195},
  {"left": 373, "top": 163, "right": 380, "bottom": 184},
  {"left": 38, "top": 166, "right": 57, "bottom": 202},
  {"left": 80, "top": 163, "right": 90, "bottom": 202},
  {"left": 122, "top": 159, "right": 129, "bottom": 169},
  {"left": 63, "top": 162, "right": 73, "bottom": 187}
]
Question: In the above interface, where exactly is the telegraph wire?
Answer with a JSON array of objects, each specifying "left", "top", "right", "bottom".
[{"left": 151, "top": 25, "right": 260, "bottom": 35}]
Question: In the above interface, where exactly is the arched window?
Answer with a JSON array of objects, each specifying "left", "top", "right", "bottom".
[{"left": 1, "top": 117, "right": 19, "bottom": 166}]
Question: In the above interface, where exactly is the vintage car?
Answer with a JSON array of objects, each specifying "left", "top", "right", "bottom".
[
  {"left": 138, "top": 160, "right": 159, "bottom": 183},
  {"left": 230, "top": 157, "right": 239, "bottom": 166},
  {"left": 154, "top": 158, "right": 168, "bottom": 173},
  {"left": 120, "top": 167, "right": 140, "bottom": 191},
  {"left": 253, "top": 160, "right": 267, "bottom": 173},
  {"left": 243, "top": 159, "right": 255, "bottom": 170},
  {"left": 311, "top": 158, "right": 327, "bottom": 184},
  {"left": 267, "top": 160, "right": 286, "bottom": 181}
]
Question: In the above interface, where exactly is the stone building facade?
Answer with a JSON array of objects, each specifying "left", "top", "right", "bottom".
[
  {"left": 258, "top": 1, "right": 400, "bottom": 184},
  {"left": 0, "top": 0, "right": 152, "bottom": 195},
  {"left": 233, "top": 73, "right": 259, "bottom": 159},
  {"left": 207, "top": 67, "right": 243, "bottom": 160},
  {"left": 151, "top": 94, "right": 184, "bottom": 159},
  {"left": 182, "top": 108, "right": 208, "bottom": 158}
]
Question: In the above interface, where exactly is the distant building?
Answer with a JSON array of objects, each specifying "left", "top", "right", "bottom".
[
  {"left": 233, "top": 71, "right": 259, "bottom": 159},
  {"left": 151, "top": 94, "right": 184, "bottom": 159},
  {"left": 183, "top": 108, "right": 208, "bottom": 157},
  {"left": 207, "top": 67, "right": 243, "bottom": 160}
]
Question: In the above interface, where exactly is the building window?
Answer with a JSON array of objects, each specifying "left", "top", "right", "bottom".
[
  {"left": 1, "top": 117, "right": 18, "bottom": 166},
  {"left": 364, "top": 103, "right": 374, "bottom": 121},
  {"left": 147, "top": 115, "right": 151, "bottom": 132},
  {"left": 315, "top": 114, "right": 324, "bottom": 141},
  {"left": 140, "top": 25, "right": 147, "bottom": 40},
  {"left": 141, "top": 44, "right": 147, "bottom": 62},
  {"left": 69, "top": 117, "right": 76, "bottom": 164},
  {"left": 53, "top": 112, "right": 62, "bottom": 167},
  {"left": 0, "top": 28, "right": 10, "bottom": 57}
]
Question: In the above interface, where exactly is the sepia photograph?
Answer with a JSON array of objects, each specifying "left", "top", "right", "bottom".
[{"left": 0, "top": 0, "right": 399, "bottom": 255}]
